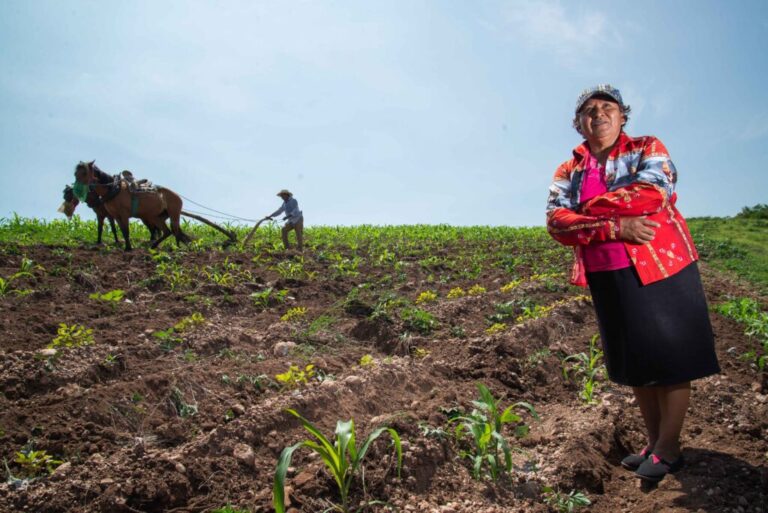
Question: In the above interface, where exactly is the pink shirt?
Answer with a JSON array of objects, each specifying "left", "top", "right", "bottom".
[{"left": 580, "top": 152, "right": 632, "bottom": 272}]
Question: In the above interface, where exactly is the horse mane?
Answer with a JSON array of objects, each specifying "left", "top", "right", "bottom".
[{"left": 89, "top": 163, "right": 113, "bottom": 184}]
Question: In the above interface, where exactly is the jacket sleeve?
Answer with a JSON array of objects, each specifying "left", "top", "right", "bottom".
[
  {"left": 545, "top": 160, "right": 621, "bottom": 246},
  {"left": 581, "top": 137, "right": 675, "bottom": 217}
]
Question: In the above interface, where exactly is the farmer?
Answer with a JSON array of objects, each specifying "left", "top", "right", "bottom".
[
  {"left": 265, "top": 189, "right": 304, "bottom": 251},
  {"left": 546, "top": 85, "right": 720, "bottom": 483}
]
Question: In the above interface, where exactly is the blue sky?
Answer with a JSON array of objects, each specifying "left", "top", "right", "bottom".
[{"left": 1, "top": 0, "right": 766, "bottom": 227}]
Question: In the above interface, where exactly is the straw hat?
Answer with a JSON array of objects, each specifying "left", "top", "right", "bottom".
[{"left": 277, "top": 189, "right": 293, "bottom": 197}]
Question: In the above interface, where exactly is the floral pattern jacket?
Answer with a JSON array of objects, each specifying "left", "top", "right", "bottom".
[{"left": 546, "top": 132, "right": 698, "bottom": 287}]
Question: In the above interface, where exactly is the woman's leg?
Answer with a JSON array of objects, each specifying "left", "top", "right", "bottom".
[
  {"left": 654, "top": 381, "right": 690, "bottom": 460},
  {"left": 632, "top": 386, "right": 661, "bottom": 449}
]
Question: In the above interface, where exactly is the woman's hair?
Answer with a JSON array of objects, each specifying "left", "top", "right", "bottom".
[{"left": 572, "top": 94, "right": 632, "bottom": 135}]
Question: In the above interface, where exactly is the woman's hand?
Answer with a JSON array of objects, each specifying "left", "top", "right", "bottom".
[{"left": 619, "top": 216, "right": 660, "bottom": 244}]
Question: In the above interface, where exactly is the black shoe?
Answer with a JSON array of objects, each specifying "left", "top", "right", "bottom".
[
  {"left": 620, "top": 446, "right": 653, "bottom": 471},
  {"left": 635, "top": 453, "right": 685, "bottom": 483}
]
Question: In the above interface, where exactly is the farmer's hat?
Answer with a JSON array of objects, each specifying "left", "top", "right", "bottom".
[
  {"left": 277, "top": 189, "right": 293, "bottom": 197},
  {"left": 575, "top": 84, "right": 624, "bottom": 114}
]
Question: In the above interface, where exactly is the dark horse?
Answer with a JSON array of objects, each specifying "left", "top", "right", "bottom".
[
  {"left": 74, "top": 161, "right": 191, "bottom": 251},
  {"left": 60, "top": 185, "right": 162, "bottom": 245}
]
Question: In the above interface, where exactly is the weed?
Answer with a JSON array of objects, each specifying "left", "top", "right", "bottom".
[
  {"left": 281, "top": 307, "right": 308, "bottom": 322},
  {"left": 450, "top": 325, "right": 466, "bottom": 338},
  {"left": 447, "top": 287, "right": 466, "bottom": 299},
  {"left": 525, "top": 348, "right": 551, "bottom": 367},
  {"left": 412, "top": 347, "right": 430, "bottom": 359},
  {"left": 170, "top": 387, "right": 198, "bottom": 417},
  {"left": 415, "top": 290, "right": 438, "bottom": 304},
  {"left": 418, "top": 422, "right": 448, "bottom": 439},
  {"left": 485, "top": 323, "right": 507, "bottom": 335},
  {"left": 468, "top": 284, "right": 486, "bottom": 296},
  {"left": 304, "top": 314, "right": 335, "bottom": 337},
  {"left": 402, "top": 307, "right": 438, "bottom": 334},
  {"left": 275, "top": 364, "right": 315, "bottom": 389},
  {"left": 542, "top": 487, "right": 591, "bottom": 513},
  {"left": 273, "top": 409, "right": 402, "bottom": 513},
  {"left": 449, "top": 383, "right": 538, "bottom": 480},
  {"left": 211, "top": 505, "right": 250, "bottom": 513},
  {"left": 49, "top": 323, "right": 94, "bottom": 349},
  {"left": 500, "top": 279, "right": 523, "bottom": 293},
  {"left": 359, "top": 354, "right": 374, "bottom": 367},
  {"left": 14, "top": 448, "right": 63, "bottom": 478},
  {"left": 563, "top": 334, "right": 606, "bottom": 404}
]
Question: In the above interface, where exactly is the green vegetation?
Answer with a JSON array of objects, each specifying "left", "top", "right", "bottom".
[
  {"left": 542, "top": 487, "right": 591, "bottom": 513},
  {"left": 89, "top": 289, "right": 125, "bottom": 311},
  {"left": 273, "top": 409, "right": 402, "bottom": 513},
  {"left": 716, "top": 297, "right": 767, "bottom": 371},
  {"left": 275, "top": 364, "right": 316, "bottom": 389},
  {"left": 563, "top": 335, "right": 606, "bottom": 404},
  {"left": 449, "top": 383, "right": 538, "bottom": 480},
  {"left": 280, "top": 306, "right": 307, "bottom": 322},
  {"left": 14, "top": 448, "right": 63, "bottom": 478},
  {"left": 49, "top": 323, "right": 94, "bottom": 349},
  {"left": 687, "top": 210, "right": 768, "bottom": 291}
]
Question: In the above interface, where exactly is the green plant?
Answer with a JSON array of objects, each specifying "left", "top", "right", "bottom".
[
  {"left": 281, "top": 307, "right": 308, "bottom": 322},
  {"left": 170, "top": 387, "right": 198, "bottom": 417},
  {"left": 273, "top": 409, "right": 402, "bottom": 513},
  {"left": 449, "top": 383, "right": 538, "bottom": 480},
  {"left": 716, "top": 297, "right": 768, "bottom": 371},
  {"left": 14, "top": 448, "right": 63, "bottom": 478},
  {"left": 450, "top": 325, "right": 466, "bottom": 338},
  {"left": 562, "top": 334, "right": 606, "bottom": 404},
  {"left": 402, "top": 307, "right": 438, "bottom": 334},
  {"left": 485, "top": 323, "right": 507, "bottom": 335},
  {"left": 359, "top": 354, "right": 374, "bottom": 367},
  {"left": 415, "top": 290, "right": 437, "bottom": 304},
  {"left": 500, "top": 279, "right": 523, "bottom": 293},
  {"left": 250, "top": 287, "right": 289, "bottom": 309},
  {"left": 89, "top": 289, "right": 125, "bottom": 312},
  {"left": 447, "top": 287, "right": 465, "bottom": 299},
  {"left": 275, "top": 364, "right": 315, "bottom": 389},
  {"left": 542, "top": 487, "right": 591, "bottom": 512},
  {"left": 467, "top": 284, "right": 486, "bottom": 296},
  {"left": 525, "top": 347, "right": 551, "bottom": 367},
  {"left": 49, "top": 323, "right": 94, "bottom": 349}
]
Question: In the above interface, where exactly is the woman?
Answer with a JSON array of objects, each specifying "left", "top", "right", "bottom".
[{"left": 546, "top": 85, "right": 720, "bottom": 483}]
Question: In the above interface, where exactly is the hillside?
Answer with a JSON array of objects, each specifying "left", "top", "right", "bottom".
[{"left": 0, "top": 217, "right": 765, "bottom": 513}]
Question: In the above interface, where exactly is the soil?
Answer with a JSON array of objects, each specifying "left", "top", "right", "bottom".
[{"left": 0, "top": 244, "right": 765, "bottom": 513}]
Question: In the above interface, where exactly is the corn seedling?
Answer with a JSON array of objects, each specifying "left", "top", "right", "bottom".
[
  {"left": 415, "top": 290, "right": 438, "bottom": 304},
  {"left": 273, "top": 409, "right": 402, "bottom": 513},
  {"left": 542, "top": 487, "right": 591, "bottom": 513},
  {"left": 562, "top": 334, "right": 606, "bottom": 404},
  {"left": 281, "top": 307, "right": 307, "bottom": 322},
  {"left": 449, "top": 383, "right": 538, "bottom": 480},
  {"left": 89, "top": 289, "right": 125, "bottom": 312},
  {"left": 447, "top": 287, "right": 465, "bottom": 299},
  {"left": 275, "top": 364, "right": 315, "bottom": 389},
  {"left": 49, "top": 323, "right": 94, "bottom": 349},
  {"left": 250, "top": 287, "right": 289, "bottom": 309}
]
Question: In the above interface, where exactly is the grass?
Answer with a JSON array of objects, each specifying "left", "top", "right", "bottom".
[{"left": 687, "top": 215, "right": 768, "bottom": 292}]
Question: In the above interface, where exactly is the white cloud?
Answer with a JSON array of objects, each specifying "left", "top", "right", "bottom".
[{"left": 495, "top": 0, "right": 623, "bottom": 63}]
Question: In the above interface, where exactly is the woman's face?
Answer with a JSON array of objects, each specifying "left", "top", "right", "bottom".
[{"left": 578, "top": 97, "right": 625, "bottom": 147}]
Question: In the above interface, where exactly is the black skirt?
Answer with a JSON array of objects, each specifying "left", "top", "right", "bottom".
[{"left": 587, "top": 262, "right": 720, "bottom": 387}]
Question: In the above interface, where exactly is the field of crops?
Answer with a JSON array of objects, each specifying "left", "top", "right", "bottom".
[{"left": 0, "top": 215, "right": 765, "bottom": 513}]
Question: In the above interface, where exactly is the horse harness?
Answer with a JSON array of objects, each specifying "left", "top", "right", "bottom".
[{"left": 90, "top": 171, "right": 166, "bottom": 217}]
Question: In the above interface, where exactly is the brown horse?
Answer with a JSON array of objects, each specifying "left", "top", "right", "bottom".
[
  {"left": 60, "top": 185, "right": 162, "bottom": 245},
  {"left": 74, "top": 161, "right": 191, "bottom": 251}
]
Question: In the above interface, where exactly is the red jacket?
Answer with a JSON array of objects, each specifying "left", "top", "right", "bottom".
[{"left": 546, "top": 133, "right": 698, "bottom": 287}]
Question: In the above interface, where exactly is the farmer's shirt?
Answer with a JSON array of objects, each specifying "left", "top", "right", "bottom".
[
  {"left": 270, "top": 197, "right": 303, "bottom": 224},
  {"left": 546, "top": 132, "right": 698, "bottom": 287},
  {"left": 579, "top": 151, "right": 632, "bottom": 272}
]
